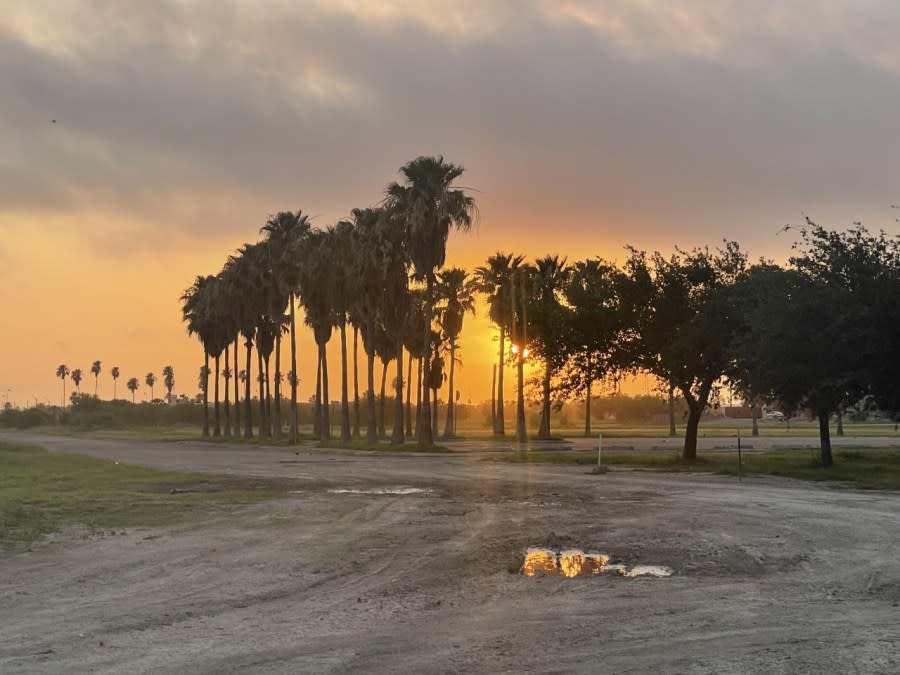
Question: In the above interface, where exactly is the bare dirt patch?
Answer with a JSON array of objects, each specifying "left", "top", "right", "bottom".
[{"left": 1, "top": 432, "right": 899, "bottom": 673}]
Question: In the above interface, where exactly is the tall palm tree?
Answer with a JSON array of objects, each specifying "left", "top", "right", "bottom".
[
  {"left": 162, "top": 365, "right": 175, "bottom": 400},
  {"left": 402, "top": 290, "right": 426, "bottom": 438},
  {"left": 145, "top": 372, "right": 157, "bottom": 401},
  {"left": 475, "top": 252, "right": 525, "bottom": 436},
  {"left": 91, "top": 361, "right": 102, "bottom": 397},
  {"left": 71, "top": 368, "right": 83, "bottom": 395},
  {"left": 127, "top": 377, "right": 139, "bottom": 403},
  {"left": 261, "top": 210, "right": 312, "bottom": 444},
  {"left": 528, "top": 255, "right": 571, "bottom": 439},
  {"left": 385, "top": 156, "right": 477, "bottom": 446},
  {"left": 326, "top": 220, "right": 356, "bottom": 441},
  {"left": 56, "top": 364, "right": 69, "bottom": 407},
  {"left": 181, "top": 274, "right": 218, "bottom": 436},
  {"left": 436, "top": 268, "right": 477, "bottom": 438},
  {"left": 111, "top": 366, "right": 120, "bottom": 400}
]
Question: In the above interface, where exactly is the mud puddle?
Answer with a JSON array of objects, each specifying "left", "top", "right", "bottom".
[
  {"left": 521, "top": 547, "right": 673, "bottom": 578},
  {"left": 327, "top": 487, "right": 434, "bottom": 496}
]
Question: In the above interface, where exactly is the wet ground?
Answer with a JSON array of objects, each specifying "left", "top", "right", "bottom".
[{"left": 2, "top": 432, "right": 900, "bottom": 673}]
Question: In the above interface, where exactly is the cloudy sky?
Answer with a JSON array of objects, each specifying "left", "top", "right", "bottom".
[{"left": 2, "top": 0, "right": 899, "bottom": 406}]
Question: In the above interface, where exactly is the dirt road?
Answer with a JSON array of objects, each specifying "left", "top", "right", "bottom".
[{"left": 2, "top": 433, "right": 899, "bottom": 673}]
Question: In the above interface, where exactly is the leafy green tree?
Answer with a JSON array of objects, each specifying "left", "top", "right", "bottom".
[
  {"left": 617, "top": 243, "right": 747, "bottom": 460},
  {"left": 561, "top": 259, "right": 621, "bottom": 434},
  {"left": 385, "top": 156, "right": 477, "bottom": 446},
  {"left": 126, "top": 377, "right": 139, "bottom": 403},
  {"left": 56, "top": 364, "right": 69, "bottom": 407},
  {"left": 91, "top": 361, "right": 102, "bottom": 397}
]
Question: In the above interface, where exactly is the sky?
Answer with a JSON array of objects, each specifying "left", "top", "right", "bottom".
[{"left": 2, "top": 0, "right": 900, "bottom": 408}]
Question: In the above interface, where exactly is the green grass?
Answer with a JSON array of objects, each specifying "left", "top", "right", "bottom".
[
  {"left": 493, "top": 447, "right": 900, "bottom": 490},
  {"left": 316, "top": 439, "right": 452, "bottom": 453},
  {"left": 0, "top": 440, "right": 288, "bottom": 551}
]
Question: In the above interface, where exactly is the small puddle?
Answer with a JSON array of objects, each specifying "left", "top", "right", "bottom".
[
  {"left": 327, "top": 487, "right": 433, "bottom": 496},
  {"left": 521, "top": 547, "right": 673, "bottom": 579}
]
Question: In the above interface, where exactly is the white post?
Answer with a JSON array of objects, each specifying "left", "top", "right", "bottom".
[{"left": 597, "top": 433, "right": 603, "bottom": 467}]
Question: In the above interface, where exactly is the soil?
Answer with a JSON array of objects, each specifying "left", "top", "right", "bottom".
[{"left": 2, "top": 432, "right": 900, "bottom": 674}]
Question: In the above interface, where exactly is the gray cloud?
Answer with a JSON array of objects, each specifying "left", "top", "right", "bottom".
[{"left": 2, "top": 1, "right": 899, "bottom": 259}]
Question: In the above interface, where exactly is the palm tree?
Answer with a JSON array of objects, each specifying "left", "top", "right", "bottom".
[
  {"left": 528, "top": 255, "right": 571, "bottom": 439},
  {"left": 475, "top": 252, "right": 525, "bottom": 436},
  {"left": 162, "top": 365, "right": 175, "bottom": 400},
  {"left": 71, "top": 369, "right": 83, "bottom": 395},
  {"left": 145, "top": 372, "right": 157, "bottom": 401},
  {"left": 181, "top": 274, "right": 218, "bottom": 436},
  {"left": 328, "top": 220, "right": 356, "bottom": 442},
  {"left": 56, "top": 364, "right": 69, "bottom": 407},
  {"left": 91, "top": 361, "right": 102, "bottom": 397},
  {"left": 111, "top": 366, "right": 120, "bottom": 400},
  {"left": 436, "top": 268, "right": 477, "bottom": 438},
  {"left": 127, "top": 377, "right": 139, "bottom": 403},
  {"left": 261, "top": 210, "right": 312, "bottom": 444},
  {"left": 385, "top": 156, "right": 477, "bottom": 446}
]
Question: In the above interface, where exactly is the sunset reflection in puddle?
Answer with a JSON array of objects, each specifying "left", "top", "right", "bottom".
[{"left": 521, "top": 547, "right": 672, "bottom": 578}]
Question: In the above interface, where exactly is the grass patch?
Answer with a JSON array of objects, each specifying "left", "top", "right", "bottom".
[
  {"left": 493, "top": 447, "right": 900, "bottom": 490},
  {"left": 316, "top": 439, "right": 452, "bottom": 453},
  {"left": 0, "top": 440, "right": 289, "bottom": 552}
]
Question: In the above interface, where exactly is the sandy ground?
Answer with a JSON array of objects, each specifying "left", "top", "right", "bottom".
[{"left": 2, "top": 432, "right": 900, "bottom": 674}]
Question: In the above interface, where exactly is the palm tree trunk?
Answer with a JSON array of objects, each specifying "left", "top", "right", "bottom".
[
  {"left": 584, "top": 356, "right": 592, "bottom": 436},
  {"left": 515, "top": 355, "right": 527, "bottom": 443},
  {"left": 289, "top": 293, "right": 299, "bottom": 444},
  {"left": 353, "top": 326, "right": 361, "bottom": 439},
  {"left": 202, "top": 351, "right": 210, "bottom": 437},
  {"left": 313, "top": 351, "right": 322, "bottom": 438},
  {"left": 273, "top": 330, "right": 282, "bottom": 438},
  {"left": 405, "top": 349, "right": 413, "bottom": 438},
  {"left": 223, "top": 344, "right": 231, "bottom": 438},
  {"left": 443, "top": 341, "right": 456, "bottom": 438},
  {"left": 366, "top": 333, "right": 377, "bottom": 445},
  {"left": 378, "top": 360, "right": 388, "bottom": 438},
  {"left": 264, "top": 354, "right": 272, "bottom": 437},
  {"left": 538, "top": 360, "right": 551, "bottom": 439},
  {"left": 392, "top": 338, "right": 405, "bottom": 444},
  {"left": 257, "top": 347, "right": 267, "bottom": 437},
  {"left": 244, "top": 339, "right": 253, "bottom": 439},
  {"left": 213, "top": 354, "right": 221, "bottom": 437},
  {"left": 233, "top": 336, "right": 241, "bottom": 437},
  {"left": 432, "top": 387, "right": 439, "bottom": 438},
  {"left": 339, "top": 321, "right": 351, "bottom": 441},
  {"left": 320, "top": 341, "right": 331, "bottom": 441},
  {"left": 419, "top": 274, "right": 435, "bottom": 445},
  {"left": 113, "top": 378, "right": 117, "bottom": 401},
  {"left": 496, "top": 326, "right": 505, "bottom": 435}
]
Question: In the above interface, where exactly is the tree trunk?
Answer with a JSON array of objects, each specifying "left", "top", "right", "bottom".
[
  {"left": 516, "top": 355, "right": 527, "bottom": 443},
  {"left": 836, "top": 410, "right": 844, "bottom": 437},
  {"left": 538, "top": 360, "right": 551, "bottom": 439},
  {"left": 584, "top": 367, "right": 593, "bottom": 436},
  {"left": 257, "top": 347, "right": 267, "bottom": 438},
  {"left": 353, "top": 326, "right": 361, "bottom": 439},
  {"left": 432, "top": 388, "right": 439, "bottom": 439},
  {"left": 289, "top": 294, "right": 298, "bottom": 444},
  {"left": 419, "top": 274, "right": 434, "bottom": 446},
  {"left": 313, "top": 351, "right": 322, "bottom": 439},
  {"left": 263, "top": 353, "right": 272, "bottom": 437},
  {"left": 444, "top": 341, "right": 456, "bottom": 438},
  {"left": 378, "top": 360, "right": 388, "bottom": 438},
  {"left": 339, "top": 322, "right": 351, "bottom": 441},
  {"left": 495, "top": 326, "right": 505, "bottom": 435},
  {"left": 818, "top": 408, "right": 834, "bottom": 467},
  {"left": 233, "top": 336, "right": 241, "bottom": 437},
  {"left": 683, "top": 403, "right": 702, "bottom": 461},
  {"left": 320, "top": 341, "right": 331, "bottom": 441},
  {"left": 392, "top": 339, "right": 405, "bottom": 445},
  {"left": 415, "top": 356, "right": 422, "bottom": 437},
  {"left": 273, "top": 330, "right": 282, "bottom": 438},
  {"left": 244, "top": 339, "right": 253, "bottom": 439},
  {"left": 213, "top": 354, "right": 221, "bottom": 437},
  {"left": 752, "top": 412, "right": 759, "bottom": 437},
  {"left": 405, "top": 349, "right": 413, "bottom": 438},
  {"left": 491, "top": 363, "right": 497, "bottom": 434},
  {"left": 202, "top": 351, "right": 210, "bottom": 437},
  {"left": 223, "top": 344, "right": 231, "bottom": 438},
  {"left": 668, "top": 385, "right": 677, "bottom": 437},
  {"left": 366, "top": 336, "right": 377, "bottom": 445}
]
